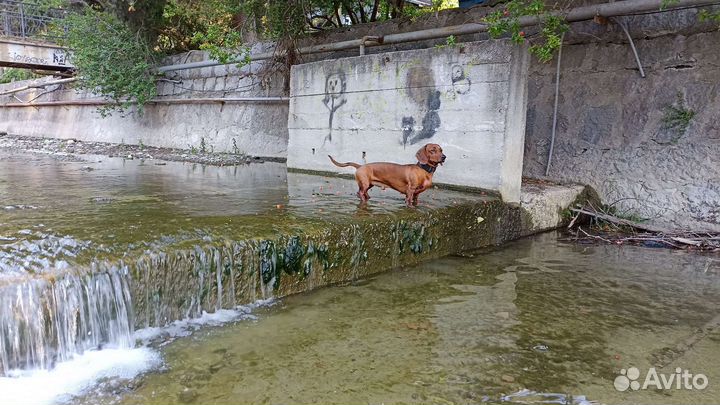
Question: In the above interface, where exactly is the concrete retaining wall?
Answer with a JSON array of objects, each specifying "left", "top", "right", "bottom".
[
  {"left": 287, "top": 40, "right": 529, "bottom": 202},
  {"left": 523, "top": 28, "right": 720, "bottom": 232},
  {"left": 0, "top": 46, "right": 289, "bottom": 158},
  {"left": 0, "top": 38, "right": 72, "bottom": 70}
]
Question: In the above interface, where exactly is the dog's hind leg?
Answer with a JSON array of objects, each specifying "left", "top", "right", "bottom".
[{"left": 356, "top": 177, "right": 372, "bottom": 203}]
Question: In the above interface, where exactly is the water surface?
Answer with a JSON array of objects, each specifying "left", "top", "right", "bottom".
[{"left": 80, "top": 233, "right": 720, "bottom": 405}]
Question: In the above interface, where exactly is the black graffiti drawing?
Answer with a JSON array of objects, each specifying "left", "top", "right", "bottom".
[
  {"left": 401, "top": 67, "right": 442, "bottom": 146},
  {"left": 451, "top": 64, "right": 471, "bottom": 94},
  {"left": 52, "top": 50, "right": 66, "bottom": 65},
  {"left": 9, "top": 51, "right": 48, "bottom": 65},
  {"left": 322, "top": 72, "right": 347, "bottom": 144}
]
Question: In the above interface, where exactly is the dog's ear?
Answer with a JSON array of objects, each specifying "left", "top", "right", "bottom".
[{"left": 416, "top": 144, "right": 429, "bottom": 165}]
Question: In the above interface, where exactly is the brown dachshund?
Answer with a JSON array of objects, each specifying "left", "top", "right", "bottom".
[{"left": 329, "top": 143, "right": 446, "bottom": 207}]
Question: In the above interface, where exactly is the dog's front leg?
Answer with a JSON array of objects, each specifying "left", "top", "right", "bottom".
[{"left": 405, "top": 187, "right": 416, "bottom": 207}]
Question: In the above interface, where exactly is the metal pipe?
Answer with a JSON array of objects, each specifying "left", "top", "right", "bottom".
[
  {"left": 618, "top": 19, "right": 646, "bottom": 78},
  {"left": 545, "top": 33, "right": 565, "bottom": 177},
  {"left": 157, "top": 0, "right": 720, "bottom": 72},
  {"left": 0, "top": 77, "right": 76, "bottom": 96},
  {"left": 0, "top": 96, "right": 289, "bottom": 108}
]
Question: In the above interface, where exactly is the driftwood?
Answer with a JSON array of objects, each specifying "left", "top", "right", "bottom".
[
  {"left": 565, "top": 207, "right": 720, "bottom": 251},
  {"left": 570, "top": 208, "right": 670, "bottom": 233}
]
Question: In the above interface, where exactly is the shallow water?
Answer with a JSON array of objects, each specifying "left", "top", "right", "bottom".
[
  {"left": 0, "top": 150, "right": 483, "bottom": 275},
  {"left": 0, "top": 149, "right": 493, "bottom": 403},
  {"left": 75, "top": 233, "right": 720, "bottom": 405}
]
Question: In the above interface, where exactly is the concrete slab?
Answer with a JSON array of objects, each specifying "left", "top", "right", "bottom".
[
  {"left": 287, "top": 39, "right": 530, "bottom": 202},
  {"left": 0, "top": 38, "right": 72, "bottom": 71}
]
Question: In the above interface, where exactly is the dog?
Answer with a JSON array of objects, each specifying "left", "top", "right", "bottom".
[{"left": 328, "top": 143, "right": 446, "bottom": 207}]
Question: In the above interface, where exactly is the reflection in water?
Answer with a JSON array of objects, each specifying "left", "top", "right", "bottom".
[{"left": 72, "top": 233, "right": 720, "bottom": 405}]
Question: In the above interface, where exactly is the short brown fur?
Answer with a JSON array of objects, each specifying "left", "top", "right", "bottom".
[{"left": 329, "top": 143, "right": 446, "bottom": 207}]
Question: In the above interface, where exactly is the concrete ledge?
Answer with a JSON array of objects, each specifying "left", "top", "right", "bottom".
[{"left": 126, "top": 179, "right": 594, "bottom": 327}]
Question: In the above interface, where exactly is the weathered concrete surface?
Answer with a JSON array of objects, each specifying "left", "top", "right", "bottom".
[
  {"left": 520, "top": 181, "right": 595, "bottom": 232},
  {"left": 287, "top": 40, "right": 530, "bottom": 202},
  {"left": 0, "top": 38, "right": 72, "bottom": 71},
  {"left": 0, "top": 47, "right": 288, "bottom": 158},
  {"left": 523, "top": 29, "right": 720, "bottom": 232},
  {"left": 128, "top": 178, "right": 595, "bottom": 327}
]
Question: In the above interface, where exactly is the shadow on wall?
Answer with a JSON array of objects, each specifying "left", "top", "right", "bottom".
[{"left": 401, "top": 64, "right": 471, "bottom": 147}]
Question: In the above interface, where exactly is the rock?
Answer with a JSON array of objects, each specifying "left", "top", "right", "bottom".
[
  {"left": 66, "top": 139, "right": 75, "bottom": 145},
  {"left": 0, "top": 131, "right": 7, "bottom": 136},
  {"left": 177, "top": 387, "right": 198, "bottom": 403},
  {"left": 501, "top": 375, "right": 515, "bottom": 383}
]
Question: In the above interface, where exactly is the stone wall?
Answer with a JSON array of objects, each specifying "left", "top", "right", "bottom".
[
  {"left": 523, "top": 21, "right": 720, "bottom": 232},
  {"left": 0, "top": 44, "right": 289, "bottom": 158},
  {"left": 287, "top": 39, "right": 529, "bottom": 202}
]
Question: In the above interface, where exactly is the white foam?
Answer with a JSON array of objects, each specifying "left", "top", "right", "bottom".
[
  {"left": 0, "top": 347, "right": 161, "bottom": 405},
  {"left": 134, "top": 299, "right": 275, "bottom": 345},
  {"left": 0, "top": 299, "right": 275, "bottom": 405}
]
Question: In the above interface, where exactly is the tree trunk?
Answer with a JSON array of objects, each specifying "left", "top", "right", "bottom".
[
  {"left": 370, "top": 0, "right": 380, "bottom": 21},
  {"left": 357, "top": 0, "right": 367, "bottom": 23},
  {"left": 343, "top": 2, "right": 358, "bottom": 24},
  {"left": 334, "top": 6, "right": 343, "bottom": 27},
  {"left": 390, "top": 0, "right": 405, "bottom": 19}
]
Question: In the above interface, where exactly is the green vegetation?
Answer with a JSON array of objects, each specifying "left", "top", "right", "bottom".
[
  {"left": 699, "top": 9, "right": 720, "bottom": 24},
  {"left": 49, "top": 1, "right": 456, "bottom": 115},
  {"left": 62, "top": 9, "right": 157, "bottom": 116},
  {"left": 0, "top": 68, "right": 38, "bottom": 84},
  {"left": 483, "top": 0, "right": 568, "bottom": 62},
  {"left": 661, "top": 93, "right": 696, "bottom": 142}
]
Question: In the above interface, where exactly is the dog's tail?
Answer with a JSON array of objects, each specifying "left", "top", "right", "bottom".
[{"left": 328, "top": 155, "right": 361, "bottom": 169}]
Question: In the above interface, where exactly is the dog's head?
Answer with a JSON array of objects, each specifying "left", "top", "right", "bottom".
[{"left": 416, "top": 143, "right": 446, "bottom": 167}]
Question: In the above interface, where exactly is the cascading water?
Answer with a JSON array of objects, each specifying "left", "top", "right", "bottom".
[{"left": 0, "top": 267, "right": 134, "bottom": 376}]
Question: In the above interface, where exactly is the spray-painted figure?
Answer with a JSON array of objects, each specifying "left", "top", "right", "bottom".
[{"left": 322, "top": 72, "right": 347, "bottom": 145}]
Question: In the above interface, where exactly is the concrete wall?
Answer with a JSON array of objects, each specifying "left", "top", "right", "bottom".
[
  {"left": 0, "top": 39, "right": 72, "bottom": 70},
  {"left": 523, "top": 24, "right": 720, "bottom": 232},
  {"left": 0, "top": 46, "right": 288, "bottom": 158},
  {"left": 287, "top": 40, "right": 529, "bottom": 202}
]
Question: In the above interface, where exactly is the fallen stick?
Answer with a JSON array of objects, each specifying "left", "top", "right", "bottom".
[
  {"left": 671, "top": 237, "right": 703, "bottom": 247},
  {"left": 570, "top": 208, "right": 670, "bottom": 234}
]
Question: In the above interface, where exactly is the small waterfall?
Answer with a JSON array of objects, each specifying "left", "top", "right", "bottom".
[
  {"left": 0, "top": 218, "right": 417, "bottom": 376},
  {"left": 0, "top": 266, "right": 134, "bottom": 376}
]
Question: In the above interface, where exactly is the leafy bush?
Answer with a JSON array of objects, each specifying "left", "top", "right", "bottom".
[
  {"left": 484, "top": 0, "right": 568, "bottom": 63},
  {"left": 62, "top": 9, "right": 158, "bottom": 116},
  {"left": 0, "top": 68, "right": 37, "bottom": 84}
]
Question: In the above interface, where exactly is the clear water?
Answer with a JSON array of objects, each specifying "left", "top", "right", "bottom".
[
  {"left": 76, "top": 233, "right": 720, "bottom": 405},
  {"left": 0, "top": 150, "right": 489, "bottom": 403},
  {"left": 3, "top": 151, "right": 720, "bottom": 405}
]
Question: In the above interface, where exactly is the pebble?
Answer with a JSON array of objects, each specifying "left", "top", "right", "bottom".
[
  {"left": 177, "top": 387, "right": 198, "bottom": 403},
  {"left": 501, "top": 375, "right": 515, "bottom": 383}
]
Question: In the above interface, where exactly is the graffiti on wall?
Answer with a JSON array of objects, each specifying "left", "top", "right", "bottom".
[
  {"left": 450, "top": 65, "right": 471, "bottom": 95},
  {"left": 7, "top": 49, "right": 67, "bottom": 66},
  {"left": 400, "top": 64, "right": 472, "bottom": 146},
  {"left": 401, "top": 67, "right": 441, "bottom": 147},
  {"left": 8, "top": 51, "right": 47, "bottom": 65},
  {"left": 52, "top": 50, "right": 67, "bottom": 65},
  {"left": 322, "top": 72, "right": 347, "bottom": 144}
]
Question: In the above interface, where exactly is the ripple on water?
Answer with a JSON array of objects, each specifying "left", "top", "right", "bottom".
[{"left": 0, "top": 230, "right": 92, "bottom": 276}]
